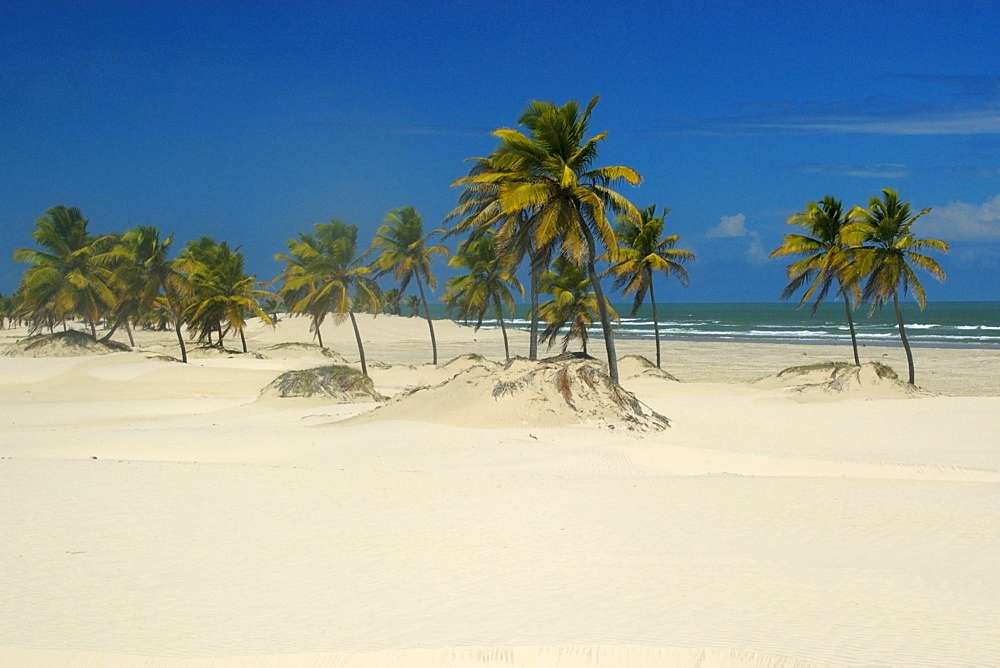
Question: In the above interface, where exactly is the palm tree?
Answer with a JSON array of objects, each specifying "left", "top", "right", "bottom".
[
  {"left": 447, "top": 156, "right": 552, "bottom": 361},
  {"left": 605, "top": 204, "right": 694, "bottom": 369},
  {"left": 12, "top": 206, "right": 117, "bottom": 338},
  {"left": 379, "top": 287, "right": 402, "bottom": 315},
  {"left": 845, "top": 189, "right": 948, "bottom": 385},
  {"left": 275, "top": 220, "right": 380, "bottom": 375},
  {"left": 0, "top": 292, "right": 14, "bottom": 329},
  {"left": 770, "top": 196, "right": 864, "bottom": 366},
  {"left": 442, "top": 232, "right": 524, "bottom": 360},
  {"left": 108, "top": 226, "right": 193, "bottom": 362},
  {"left": 403, "top": 294, "right": 422, "bottom": 317},
  {"left": 368, "top": 206, "right": 449, "bottom": 364},
  {"left": 538, "top": 255, "right": 617, "bottom": 355},
  {"left": 183, "top": 239, "right": 272, "bottom": 353},
  {"left": 465, "top": 96, "right": 641, "bottom": 382}
]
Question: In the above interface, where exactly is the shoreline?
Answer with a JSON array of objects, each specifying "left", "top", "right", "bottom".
[{"left": 3, "top": 314, "right": 999, "bottom": 396}]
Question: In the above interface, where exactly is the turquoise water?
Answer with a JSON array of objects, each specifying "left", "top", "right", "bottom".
[{"left": 430, "top": 301, "right": 1000, "bottom": 349}]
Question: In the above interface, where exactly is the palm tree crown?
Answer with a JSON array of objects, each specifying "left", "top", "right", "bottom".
[
  {"left": 442, "top": 232, "right": 524, "bottom": 360},
  {"left": 369, "top": 206, "right": 448, "bottom": 364},
  {"left": 275, "top": 220, "right": 379, "bottom": 375},
  {"left": 182, "top": 238, "right": 272, "bottom": 353},
  {"left": 605, "top": 204, "right": 694, "bottom": 369},
  {"left": 538, "top": 256, "right": 617, "bottom": 355},
  {"left": 845, "top": 188, "right": 949, "bottom": 384},
  {"left": 465, "top": 96, "right": 641, "bottom": 382},
  {"left": 770, "top": 196, "right": 863, "bottom": 365},
  {"left": 13, "top": 206, "right": 117, "bottom": 338}
]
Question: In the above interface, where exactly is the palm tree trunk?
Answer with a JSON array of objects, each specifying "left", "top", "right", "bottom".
[
  {"left": 893, "top": 291, "right": 915, "bottom": 385},
  {"left": 649, "top": 275, "right": 662, "bottom": 369},
  {"left": 239, "top": 327, "right": 247, "bottom": 353},
  {"left": 174, "top": 318, "right": 188, "bottom": 363},
  {"left": 100, "top": 319, "right": 121, "bottom": 344},
  {"left": 349, "top": 310, "right": 368, "bottom": 377},
  {"left": 124, "top": 319, "right": 135, "bottom": 348},
  {"left": 414, "top": 273, "right": 438, "bottom": 365},
  {"left": 493, "top": 294, "right": 510, "bottom": 361},
  {"left": 528, "top": 250, "right": 542, "bottom": 361},
  {"left": 579, "top": 224, "right": 619, "bottom": 383},
  {"left": 843, "top": 292, "right": 860, "bottom": 366},
  {"left": 313, "top": 317, "right": 324, "bottom": 349},
  {"left": 89, "top": 320, "right": 97, "bottom": 340}
]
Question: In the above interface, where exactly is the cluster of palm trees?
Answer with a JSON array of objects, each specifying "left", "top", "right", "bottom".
[
  {"left": 444, "top": 96, "right": 693, "bottom": 383},
  {"left": 10, "top": 97, "right": 948, "bottom": 389},
  {"left": 771, "top": 188, "right": 949, "bottom": 385},
  {"left": 268, "top": 97, "right": 695, "bottom": 383},
  {"left": 10, "top": 206, "right": 271, "bottom": 362}
]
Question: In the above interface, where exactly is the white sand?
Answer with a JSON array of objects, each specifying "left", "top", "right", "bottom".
[{"left": 1, "top": 315, "right": 999, "bottom": 666}]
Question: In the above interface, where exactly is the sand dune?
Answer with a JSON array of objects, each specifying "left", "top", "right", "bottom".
[{"left": 1, "top": 317, "right": 999, "bottom": 666}]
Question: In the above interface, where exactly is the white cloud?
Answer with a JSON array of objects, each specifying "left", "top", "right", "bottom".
[
  {"left": 707, "top": 213, "right": 749, "bottom": 238},
  {"left": 707, "top": 213, "right": 768, "bottom": 265},
  {"left": 922, "top": 194, "right": 1000, "bottom": 241}
]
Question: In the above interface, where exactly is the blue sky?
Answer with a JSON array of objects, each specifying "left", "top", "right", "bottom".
[{"left": 2, "top": 1, "right": 999, "bottom": 303}]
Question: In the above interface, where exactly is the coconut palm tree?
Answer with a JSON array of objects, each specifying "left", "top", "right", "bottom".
[
  {"left": 442, "top": 232, "right": 524, "bottom": 360},
  {"left": 12, "top": 206, "right": 117, "bottom": 338},
  {"left": 403, "top": 294, "right": 422, "bottom": 317},
  {"left": 845, "top": 188, "right": 949, "bottom": 385},
  {"left": 770, "top": 196, "right": 864, "bottom": 365},
  {"left": 379, "top": 287, "right": 402, "bottom": 315},
  {"left": 605, "top": 204, "right": 694, "bottom": 369},
  {"left": 105, "top": 225, "right": 193, "bottom": 361},
  {"left": 0, "top": 292, "right": 14, "bottom": 329},
  {"left": 275, "top": 220, "right": 380, "bottom": 375},
  {"left": 447, "top": 156, "right": 553, "bottom": 361},
  {"left": 368, "top": 206, "right": 448, "bottom": 364},
  {"left": 183, "top": 239, "right": 272, "bottom": 353},
  {"left": 538, "top": 256, "right": 617, "bottom": 355},
  {"left": 465, "top": 96, "right": 641, "bottom": 382}
]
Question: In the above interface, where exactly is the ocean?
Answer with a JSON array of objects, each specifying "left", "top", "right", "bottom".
[{"left": 432, "top": 301, "right": 1000, "bottom": 349}]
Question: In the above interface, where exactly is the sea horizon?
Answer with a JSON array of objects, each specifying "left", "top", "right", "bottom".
[{"left": 436, "top": 300, "right": 1000, "bottom": 350}]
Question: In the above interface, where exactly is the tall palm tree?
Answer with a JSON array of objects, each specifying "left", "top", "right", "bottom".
[
  {"left": 845, "top": 188, "right": 949, "bottom": 385},
  {"left": 605, "top": 204, "right": 694, "bottom": 369},
  {"left": 466, "top": 96, "right": 641, "bottom": 382},
  {"left": 770, "top": 196, "right": 864, "bottom": 365},
  {"left": 275, "top": 220, "right": 380, "bottom": 376},
  {"left": 183, "top": 239, "right": 272, "bottom": 353},
  {"left": 538, "top": 256, "right": 617, "bottom": 355},
  {"left": 12, "top": 206, "right": 117, "bottom": 338},
  {"left": 442, "top": 232, "right": 524, "bottom": 360},
  {"left": 368, "top": 206, "right": 449, "bottom": 364}
]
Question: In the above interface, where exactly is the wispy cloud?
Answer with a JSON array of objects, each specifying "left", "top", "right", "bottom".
[
  {"left": 793, "top": 162, "right": 911, "bottom": 179},
  {"left": 660, "top": 75, "right": 1000, "bottom": 136},
  {"left": 922, "top": 194, "right": 1000, "bottom": 241}
]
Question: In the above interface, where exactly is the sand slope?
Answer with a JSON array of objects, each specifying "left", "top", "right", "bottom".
[{"left": 1, "top": 318, "right": 999, "bottom": 666}]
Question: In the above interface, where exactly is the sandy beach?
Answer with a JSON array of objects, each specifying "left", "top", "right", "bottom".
[{"left": 2, "top": 315, "right": 999, "bottom": 667}]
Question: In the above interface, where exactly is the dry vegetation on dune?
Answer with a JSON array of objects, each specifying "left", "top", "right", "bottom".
[
  {"left": 1, "top": 330, "right": 132, "bottom": 357},
  {"left": 261, "top": 365, "right": 386, "bottom": 402},
  {"left": 348, "top": 353, "right": 670, "bottom": 431},
  {"left": 754, "top": 361, "right": 928, "bottom": 399}
]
